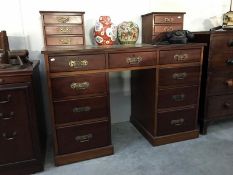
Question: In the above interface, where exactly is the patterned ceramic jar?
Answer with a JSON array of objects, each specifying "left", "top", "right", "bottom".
[
  {"left": 117, "top": 21, "right": 139, "bottom": 45},
  {"left": 93, "top": 16, "right": 117, "bottom": 45}
]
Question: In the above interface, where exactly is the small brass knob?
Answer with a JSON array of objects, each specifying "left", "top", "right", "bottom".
[{"left": 226, "top": 79, "right": 233, "bottom": 87}]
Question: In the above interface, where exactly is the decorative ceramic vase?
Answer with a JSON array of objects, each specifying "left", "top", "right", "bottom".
[
  {"left": 93, "top": 16, "right": 117, "bottom": 45},
  {"left": 117, "top": 21, "right": 139, "bottom": 45}
]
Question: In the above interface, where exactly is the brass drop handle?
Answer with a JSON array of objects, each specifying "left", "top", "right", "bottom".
[
  {"left": 59, "top": 27, "right": 72, "bottom": 33},
  {"left": 126, "top": 56, "right": 142, "bottom": 65},
  {"left": 73, "top": 106, "right": 91, "bottom": 113},
  {"left": 164, "top": 26, "right": 173, "bottom": 32},
  {"left": 59, "top": 38, "right": 71, "bottom": 45},
  {"left": 75, "top": 133, "right": 92, "bottom": 143},
  {"left": 1, "top": 112, "right": 14, "bottom": 120},
  {"left": 57, "top": 16, "right": 70, "bottom": 23},
  {"left": 164, "top": 17, "right": 174, "bottom": 23},
  {"left": 172, "top": 72, "right": 187, "bottom": 80},
  {"left": 172, "top": 94, "right": 185, "bottom": 101},
  {"left": 2, "top": 131, "right": 17, "bottom": 141},
  {"left": 224, "top": 102, "right": 231, "bottom": 108},
  {"left": 170, "top": 118, "right": 184, "bottom": 126},
  {"left": 174, "top": 54, "right": 188, "bottom": 61},
  {"left": 70, "top": 82, "right": 90, "bottom": 90},
  {"left": 68, "top": 60, "right": 88, "bottom": 68},
  {"left": 0, "top": 94, "right": 11, "bottom": 104},
  {"left": 225, "top": 79, "right": 233, "bottom": 87}
]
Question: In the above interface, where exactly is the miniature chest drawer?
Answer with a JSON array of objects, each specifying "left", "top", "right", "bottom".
[
  {"left": 159, "top": 66, "right": 200, "bottom": 87},
  {"left": 51, "top": 73, "right": 107, "bottom": 99},
  {"left": 159, "top": 49, "right": 202, "bottom": 65},
  {"left": 207, "top": 94, "right": 233, "bottom": 119},
  {"left": 153, "top": 24, "right": 182, "bottom": 34},
  {"left": 45, "top": 26, "right": 83, "bottom": 35},
  {"left": 46, "top": 36, "right": 84, "bottom": 46},
  {"left": 210, "top": 33, "right": 233, "bottom": 53},
  {"left": 56, "top": 121, "right": 110, "bottom": 154},
  {"left": 154, "top": 13, "right": 184, "bottom": 24},
  {"left": 48, "top": 54, "right": 106, "bottom": 72},
  {"left": 157, "top": 107, "right": 197, "bottom": 136},
  {"left": 53, "top": 96, "right": 109, "bottom": 124},
  {"left": 108, "top": 51, "right": 156, "bottom": 68},
  {"left": 158, "top": 86, "right": 199, "bottom": 109},
  {"left": 43, "top": 14, "right": 83, "bottom": 24}
]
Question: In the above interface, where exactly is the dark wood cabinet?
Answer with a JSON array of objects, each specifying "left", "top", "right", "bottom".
[
  {"left": 0, "top": 61, "right": 46, "bottom": 175},
  {"left": 194, "top": 30, "right": 233, "bottom": 134}
]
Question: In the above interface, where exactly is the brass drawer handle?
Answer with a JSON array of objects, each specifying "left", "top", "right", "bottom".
[
  {"left": 2, "top": 131, "right": 17, "bottom": 141},
  {"left": 172, "top": 94, "right": 185, "bottom": 101},
  {"left": 226, "top": 59, "right": 233, "bottom": 65},
  {"left": 164, "top": 17, "right": 174, "bottom": 23},
  {"left": 226, "top": 79, "right": 233, "bottom": 87},
  {"left": 73, "top": 106, "right": 91, "bottom": 113},
  {"left": 126, "top": 56, "right": 142, "bottom": 65},
  {"left": 0, "top": 94, "right": 11, "bottom": 104},
  {"left": 75, "top": 133, "right": 93, "bottom": 143},
  {"left": 59, "top": 38, "right": 71, "bottom": 45},
  {"left": 70, "top": 82, "right": 90, "bottom": 90},
  {"left": 172, "top": 72, "right": 187, "bottom": 80},
  {"left": 0, "top": 112, "right": 14, "bottom": 120},
  {"left": 174, "top": 54, "right": 188, "bottom": 61},
  {"left": 58, "top": 27, "right": 72, "bottom": 33},
  {"left": 170, "top": 118, "right": 184, "bottom": 126},
  {"left": 69, "top": 60, "right": 88, "bottom": 68},
  {"left": 164, "top": 26, "right": 173, "bottom": 32},
  {"left": 57, "top": 16, "right": 70, "bottom": 23}
]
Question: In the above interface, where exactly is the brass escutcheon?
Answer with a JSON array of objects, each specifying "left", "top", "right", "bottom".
[
  {"left": 57, "top": 16, "right": 70, "bottom": 23},
  {"left": 126, "top": 56, "right": 142, "bottom": 65},
  {"left": 70, "top": 82, "right": 90, "bottom": 90},
  {"left": 68, "top": 59, "right": 88, "bottom": 68}
]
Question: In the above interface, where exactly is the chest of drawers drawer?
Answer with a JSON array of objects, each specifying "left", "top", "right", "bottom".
[
  {"left": 108, "top": 51, "right": 156, "bottom": 68},
  {"left": 154, "top": 14, "right": 184, "bottom": 24},
  {"left": 0, "top": 76, "right": 31, "bottom": 84},
  {"left": 159, "top": 49, "right": 202, "bottom": 65},
  {"left": 157, "top": 107, "right": 197, "bottom": 136},
  {"left": 53, "top": 96, "right": 109, "bottom": 124},
  {"left": 49, "top": 54, "right": 106, "bottom": 72},
  {"left": 45, "top": 26, "right": 83, "bottom": 35},
  {"left": 159, "top": 66, "right": 200, "bottom": 87},
  {"left": 56, "top": 121, "right": 110, "bottom": 154},
  {"left": 209, "top": 52, "right": 233, "bottom": 71},
  {"left": 51, "top": 73, "right": 107, "bottom": 99},
  {"left": 43, "top": 14, "right": 83, "bottom": 24},
  {"left": 158, "top": 86, "right": 199, "bottom": 109},
  {"left": 46, "top": 35, "right": 84, "bottom": 46},
  {"left": 210, "top": 33, "right": 233, "bottom": 53}
]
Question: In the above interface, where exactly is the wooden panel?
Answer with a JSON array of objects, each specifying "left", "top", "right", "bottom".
[
  {"left": 157, "top": 107, "right": 197, "bottom": 136},
  {"left": 108, "top": 51, "right": 156, "bottom": 68},
  {"left": 154, "top": 14, "right": 184, "bottom": 24},
  {"left": 207, "top": 94, "right": 233, "bottom": 118},
  {"left": 54, "top": 96, "right": 108, "bottom": 124},
  {"left": 159, "top": 66, "right": 200, "bottom": 87},
  {"left": 56, "top": 121, "right": 110, "bottom": 154},
  {"left": 43, "top": 15, "right": 83, "bottom": 24},
  {"left": 51, "top": 73, "right": 107, "bottom": 99},
  {"left": 153, "top": 24, "right": 183, "bottom": 34},
  {"left": 46, "top": 36, "right": 84, "bottom": 46},
  {"left": 49, "top": 54, "right": 106, "bottom": 72},
  {"left": 159, "top": 49, "right": 201, "bottom": 65},
  {"left": 45, "top": 26, "right": 83, "bottom": 35},
  {"left": 158, "top": 86, "right": 199, "bottom": 109}
]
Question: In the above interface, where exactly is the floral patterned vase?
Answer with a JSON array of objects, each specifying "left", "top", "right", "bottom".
[
  {"left": 117, "top": 21, "right": 139, "bottom": 45},
  {"left": 93, "top": 16, "right": 117, "bottom": 45}
]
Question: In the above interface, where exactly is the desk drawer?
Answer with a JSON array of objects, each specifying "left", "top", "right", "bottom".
[
  {"left": 157, "top": 107, "right": 196, "bottom": 136},
  {"left": 54, "top": 96, "right": 108, "bottom": 124},
  {"left": 43, "top": 14, "right": 83, "bottom": 24},
  {"left": 49, "top": 54, "right": 106, "bottom": 72},
  {"left": 154, "top": 14, "right": 184, "bottom": 24},
  {"left": 45, "top": 26, "right": 83, "bottom": 35},
  {"left": 46, "top": 36, "right": 84, "bottom": 46},
  {"left": 153, "top": 24, "right": 182, "bottom": 34},
  {"left": 159, "top": 49, "right": 201, "bottom": 65},
  {"left": 108, "top": 51, "right": 156, "bottom": 68},
  {"left": 56, "top": 121, "right": 110, "bottom": 154},
  {"left": 159, "top": 66, "right": 200, "bottom": 87},
  {"left": 207, "top": 94, "right": 233, "bottom": 119},
  {"left": 158, "top": 86, "right": 199, "bottom": 109},
  {"left": 51, "top": 73, "right": 107, "bottom": 99}
]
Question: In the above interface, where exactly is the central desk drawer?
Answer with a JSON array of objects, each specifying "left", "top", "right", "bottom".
[
  {"left": 53, "top": 96, "right": 108, "bottom": 124},
  {"left": 51, "top": 73, "right": 107, "bottom": 99},
  {"left": 159, "top": 49, "right": 201, "bottom": 65},
  {"left": 159, "top": 66, "right": 200, "bottom": 87},
  {"left": 158, "top": 86, "right": 199, "bottom": 109},
  {"left": 56, "top": 121, "right": 110, "bottom": 154},
  {"left": 49, "top": 54, "right": 106, "bottom": 72},
  {"left": 157, "top": 107, "right": 197, "bottom": 136},
  {"left": 108, "top": 51, "right": 156, "bottom": 68}
]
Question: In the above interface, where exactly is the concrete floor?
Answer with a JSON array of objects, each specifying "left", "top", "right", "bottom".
[{"left": 36, "top": 120, "right": 233, "bottom": 175}]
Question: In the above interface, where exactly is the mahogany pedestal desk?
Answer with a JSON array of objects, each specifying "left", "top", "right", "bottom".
[{"left": 42, "top": 43, "right": 205, "bottom": 166}]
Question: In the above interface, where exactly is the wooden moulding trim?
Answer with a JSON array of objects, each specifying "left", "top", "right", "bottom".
[
  {"left": 55, "top": 145, "right": 114, "bottom": 166},
  {"left": 130, "top": 116, "right": 199, "bottom": 146}
]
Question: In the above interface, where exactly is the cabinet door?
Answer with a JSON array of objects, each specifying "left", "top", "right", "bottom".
[{"left": 0, "top": 83, "right": 34, "bottom": 164}]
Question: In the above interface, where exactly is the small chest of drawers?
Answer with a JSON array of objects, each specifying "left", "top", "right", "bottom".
[
  {"left": 40, "top": 11, "right": 85, "bottom": 46},
  {"left": 142, "top": 12, "right": 185, "bottom": 43}
]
